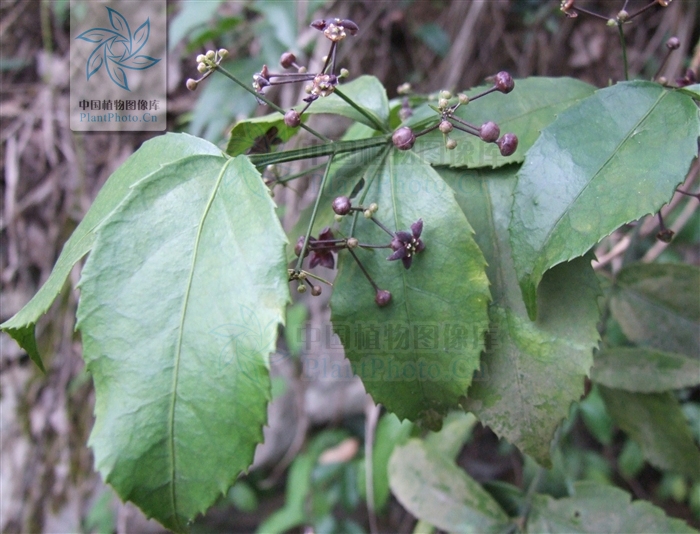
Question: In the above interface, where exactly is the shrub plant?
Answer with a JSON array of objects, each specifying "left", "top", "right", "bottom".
[{"left": 3, "top": 2, "right": 700, "bottom": 531}]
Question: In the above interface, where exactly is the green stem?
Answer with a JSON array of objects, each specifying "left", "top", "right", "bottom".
[
  {"left": 618, "top": 23, "right": 629, "bottom": 81},
  {"left": 334, "top": 87, "right": 390, "bottom": 133},
  {"left": 215, "top": 64, "right": 331, "bottom": 143},
  {"left": 249, "top": 135, "right": 390, "bottom": 167},
  {"left": 272, "top": 162, "right": 328, "bottom": 185},
  {"left": 294, "top": 155, "right": 335, "bottom": 272},
  {"left": 349, "top": 146, "right": 391, "bottom": 236}
]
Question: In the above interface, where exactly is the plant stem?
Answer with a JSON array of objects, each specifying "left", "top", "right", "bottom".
[
  {"left": 347, "top": 248, "right": 379, "bottom": 291},
  {"left": 618, "top": 23, "right": 629, "bottom": 81},
  {"left": 334, "top": 87, "right": 390, "bottom": 133},
  {"left": 215, "top": 64, "right": 331, "bottom": 143},
  {"left": 272, "top": 162, "right": 328, "bottom": 185},
  {"left": 294, "top": 155, "right": 335, "bottom": 273},
  {"left": 249, "top": 135, "right": 389, "bottom": 167},
  {"left": 369, "top": 216, "right": 395, "bottom": 237}
]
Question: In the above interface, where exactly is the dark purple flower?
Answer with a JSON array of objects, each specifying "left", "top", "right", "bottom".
[
  {"left": 309, "top": 227, "right": 337, "bottom": 269},
  {"left": 387, "top": 219, "right": 425, "bottom": 269}
]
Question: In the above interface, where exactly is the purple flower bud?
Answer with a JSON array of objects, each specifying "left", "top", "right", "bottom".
[
  {"left": 494, "top": 71, "right": 515, "bottom": 94},
  {"left": 375, "top": 289, "right": 392, "bottom": 307},
  {"left": 341, "top": 19, "right": 359, "bottom": 35},
  {"left": 311, "top": 19, "right": 328, "bottom": 30},
  {"left": 284, "top": 109, "right": 301, "bottom": 128},
  {"left": 392, "top": 127, "right": 416, "bottom": 150},
  {"left": 280, "top": 52, "right": 297, "bottom": 68},
  {"left": 311, "top": 285, "right": 322, "bottom": 296},
  {"left": 497, "top": 133, "right": 518, "bottom": 157},
  {"left": 295, "top": 236, "right": 310, "bottom": 257},
  {"left": 332, "top": 196, "right": 352, "bottom": 215},
  {"left": 479, "top": 121, "right": 500, "bottom": 143},
  {"left": 666, "top": 37, "right": 680, "bottom": 50}
]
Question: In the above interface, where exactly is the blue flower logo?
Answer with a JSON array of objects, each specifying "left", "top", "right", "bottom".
[{"left": 75, "top": 7, "right": 161, "bottom": 91}]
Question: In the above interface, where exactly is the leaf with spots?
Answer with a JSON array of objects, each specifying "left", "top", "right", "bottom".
[
  {"left": 527, "top": 481, "right": 698, "bottom": 533},
  {"left": 76, "top": 154, "right": 289, "bottom": 531},
  {"left": 330, "top": 149, "right": 490, "bottom": 425},
  {"left": 440, "top": 166, "right": 600, "bottom": 465},
  {"left": 509, "top": 81, "right": 700, "bottom": 319}
]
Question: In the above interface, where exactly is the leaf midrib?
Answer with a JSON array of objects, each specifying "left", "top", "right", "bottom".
[
  {"left": 535, "top": 89, "right": 668, "bottom": 267},
  {"left": 389, "top": 152, "right": 430, "bottom": 409},
  {"left": 167, "top": 157, "right": 232, "bottom": 528}
]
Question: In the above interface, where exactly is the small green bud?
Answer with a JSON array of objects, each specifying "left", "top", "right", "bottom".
[
  {"left": 617, "top": 10, "right": 629, "bottom": 22},
  {"left": 197, "top": 63, "right": 208, "bottom": 73},
  {"left": 297, "top": 283, "right": 307, "bottom": 293},
  {"left": 369, "top": 203, "right": 378, "bottom": 214},
  {"left": 445, "top": 138, "right": 457, "bottom": 150},
  {"left": 206, "top": 50, "right": 216, "bottom": 60},
  {"left": 298, "top": 66, "right": 307, "bottom": 74},
  {"left": 340, "top": 68, "right": 349, "bottom": 78},
  {"left": 196, "top": 54, "right": 206, "bottom": 63},
  {"left": 439, "top": 90, "right": 452, "bottom": 100},
  {"left": 438, "top": 98, "right": 449, "bottom": 109},
  {"left": 364, "top": 209, "right": 372, "bottom": 219},
  {"left": 607, "top": 18, "right": 617, "bottom": 26},
  {"left": 186, "top": 78, "right": 199, "bottom": 91},
  {"left": 218, "top": 48, "right": 229, "bottom": 58},
  {"left": 458, "top": 93, "right": 469, "bottom": 104},
  {"left": 334, "top": 214, "right": 344, "bottom": 222},
  {"left": 347, "top": 237, "right": 359, "bottom": 248}
]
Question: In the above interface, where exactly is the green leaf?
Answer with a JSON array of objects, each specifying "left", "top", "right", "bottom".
[
  {"left": 225, "top": 112, "right": 301, "bottom": 157},
  {"left": 679, "top": 84, "right": 700, "bottom": 100},
  {"left": 439, "top": 167, "right": 600, "bottom": 465},
  {"left": 409, "top": 77, "right": 595, "bottom": 169},
  {"left": 609, "top": 263, "right": 700, "bottom": 358},
  {"left": 424, "top": 411, "right": 477, "bottom": 460},
  {"left": 509, "top": 81, "right": 700, "bottom": 319},
  {"left": 527, "top": 481, "right": 698, "bottom": 533},
  {"left": 591, "top": 347, "right": 700, "bottom": 392},
  {"left": 330, "top": 150, "right": 490, "bottom": 425},
  {"left": 1, "top": 133, "right": 222, "bottom": 371},
  {"left": 76, "top": 154, "right": 289, "bottom": 531},
  {"left": 577, "top": 385, "right": 614, "bottom": 446},
  {"left": 389, "top": 439, "right": 511, "bottom": 534},
  {"left": 358, "top": 413, "right": 413, "bottom": 511},
  {"left": 309, "top": 75, "right": 390, "bottom": 129},
  {"left": 599, "top": 386, "right": 700, "bottom": 480}
]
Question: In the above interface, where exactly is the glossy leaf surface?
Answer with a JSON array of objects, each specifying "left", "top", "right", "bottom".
[
  {"left": 330, "top": 150, "right": 490, "bottom": 425},
  {"left": 76, "top": 154, "right": 289, "bottom": 531},
  {"left": 509, "top": 82, "right": 700, "bottom": 319},
  {"left": 591, "top": 347, "right": 700, "bottom": 392},
  {"left": 389, "top": 439, "right": 511, "bottom": 534},
  {"left": 599, "top": 387, "right": 700, "bottom": 480},
  {"left": 408, "top": 77, "right": 595, "bottom": 169},
  {"left": 440, "top": 167, "right": 600, "bottom": 465},
  {"left": 528, "top": 481, "right": 697, "bottom": 533},
  {"left": 1, "top": 133, "right": 222, "bottom": 370},
  {"left": 609, "top": 263, "right": 700, "bottom": 358}
]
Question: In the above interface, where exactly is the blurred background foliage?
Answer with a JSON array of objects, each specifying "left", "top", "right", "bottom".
[{"left": 0, "top": 0, "right": 698, "bottom": 532}]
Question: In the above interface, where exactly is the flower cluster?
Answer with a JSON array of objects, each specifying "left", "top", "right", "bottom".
[
  {"left": 250, "top": 18, "right": 358, "bottom": 127},
  {"left": 185, "top": 48, "right": 228, "bottom": 91},
  {"left": 391, "top": 72, "right": 519, "bottom": 157},
  {"left": 291, "top": 196, "right": 427, "bottom": 307}
]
